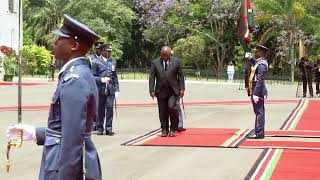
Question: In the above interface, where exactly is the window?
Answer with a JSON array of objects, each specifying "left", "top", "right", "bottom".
[{"left": 8, "top": 0, "right": 14, "bottom": 13}]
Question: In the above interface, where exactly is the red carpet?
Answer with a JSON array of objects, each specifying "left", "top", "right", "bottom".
[
  {"left": 240, "top": 140, "right": 320, "bottom": 150},
  {"left": 0, "top": 105, "right": 49, "bottom": 111},
  {"left": 246, "top": 100, "right": 320, "bottom": 179},
  {"left": 122, "top": 128, "right": 251, "bottom": 148},
  {"left": 295, "top": 100, "right": 320, "bottom": 130},
  {"left": 0, "top": 82, "right": 49, "bottom": 86},
  {"left": 270, "top": 149, "right": 320, "bottom": 180},
  {"left": 0, "top": 99, "right": 299, "bottom": 111},
  {"left": 266, "top": 130, "right": 320, "bottom": 138}
]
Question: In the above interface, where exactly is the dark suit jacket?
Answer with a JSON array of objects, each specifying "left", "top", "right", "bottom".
[{"left": 149, "top": 56, "right": 185, "bottom": 98}]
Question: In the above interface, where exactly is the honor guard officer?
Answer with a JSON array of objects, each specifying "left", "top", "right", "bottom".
[
  {"left": 91, "top": 42, "right": 104, "bottom": 131},
  {"left": 245, "top": 44, "right": 269, "bottom": 139},
  {"left": 95, "top": 44, "right": 120, "bottom": 136},
  {"left": 6, "top": 14, "right": 102, "bottom": 180},
  {"left": 91, "top": 41, "right": 103, "bottom": 61}
]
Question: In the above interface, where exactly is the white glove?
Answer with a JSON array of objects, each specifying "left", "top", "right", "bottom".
[
  {"left": 245, "top": 52, "right": 252, "bottom": 60},
  {"left": 115, "top": 91, "right": 120, "bottom": 98},
  {"left": 6, "top": 124, "right": 36, "bottom": 141},
  {"left": 252, "top": 95, "right": 259, "bottom": 104},
  {"left": 101, "top": 77, "right": 111, "bottom": 83}
]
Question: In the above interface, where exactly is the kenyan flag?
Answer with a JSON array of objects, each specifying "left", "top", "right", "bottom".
[{"left": 237, "top": 0, "right": 254, "bottom": 52}]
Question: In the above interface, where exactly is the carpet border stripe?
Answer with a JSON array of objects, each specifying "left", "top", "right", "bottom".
[{"left": 121, "top": 128, "right": 160, "bottom": 146}]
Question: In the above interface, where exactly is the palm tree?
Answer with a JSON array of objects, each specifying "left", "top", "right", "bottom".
[
  {"left": 255, "top": 0, "right": 306, "bottom": 82},
  {"left": 24, "top": 0, "right": 64, "bottom": 48}
]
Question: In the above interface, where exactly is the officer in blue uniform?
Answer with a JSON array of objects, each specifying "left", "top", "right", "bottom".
[
  {"left": 245, "top": 44, "right": 269, "bottom": 139},
  {"left": 91, "top": 41, "right": 103, "bottom": 61},
  {"left": 6, "top": 15, "right": 102, "bottom": 179},
  {"left": 94, "top": 44, "right": 119, "bottom": 136},
  {"left": 90, "top": 42, "right": 104, "bottom": 131}
]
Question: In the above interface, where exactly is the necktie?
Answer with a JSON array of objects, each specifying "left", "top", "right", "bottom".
[{"left": 164, "top": 61, "right": 168, "bottom": 71}]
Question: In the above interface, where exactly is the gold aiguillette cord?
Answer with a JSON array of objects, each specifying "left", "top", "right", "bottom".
[{"left": 6, "top": 129, "right": 23, "bottom": 173}]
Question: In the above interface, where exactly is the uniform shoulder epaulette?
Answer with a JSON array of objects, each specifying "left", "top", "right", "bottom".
[{"left": 64, "top": 73, "right": 80, "bottom": 81}]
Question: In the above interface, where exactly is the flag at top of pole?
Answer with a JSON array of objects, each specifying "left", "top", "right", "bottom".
[{"left": 237, "top": 0, "right": 255, "bottom": 53}]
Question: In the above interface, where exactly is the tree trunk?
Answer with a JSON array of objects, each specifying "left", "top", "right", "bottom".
[
  {"left": 215, "top": 47, "right": 223, "bottom": 79},
  {"left": 289, "top": 31, "right": 295, "bottom": 82}
]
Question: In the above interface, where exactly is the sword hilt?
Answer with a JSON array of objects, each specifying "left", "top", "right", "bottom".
[{"left": 5, "top": 129, "right": 23, "bottom": 173}]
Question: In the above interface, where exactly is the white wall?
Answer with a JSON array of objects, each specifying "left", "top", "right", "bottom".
[{"left": 0, "top": 0, "right": 20, "bottom": 51}]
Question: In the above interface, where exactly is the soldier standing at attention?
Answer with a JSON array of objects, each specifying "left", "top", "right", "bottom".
[
  {"left": 91, "top": 42, "right": 103, "bottom": 62},
  {"left": 6, "top": 15, "right": 102, "bottom": 180},
  {"left": 149, "top": 46, "right": 185, "bottom": 137},
  {"left": 245, "top": 44, "right": 269, "bottom": 139},
  {"left": 95, "top": 44, "right": 120, "bottom": 136},
  {"left": 90, "top": 42, "right": 103, "bottom": 131}
]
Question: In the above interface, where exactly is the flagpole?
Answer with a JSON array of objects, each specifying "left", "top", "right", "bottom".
[{"left": 17, "top": 0, "right": 23, "bottom": 123}]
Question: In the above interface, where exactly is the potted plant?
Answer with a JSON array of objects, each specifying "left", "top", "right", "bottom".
[{"left": 3, "top": 55, "right": 16, "bottom": 81}]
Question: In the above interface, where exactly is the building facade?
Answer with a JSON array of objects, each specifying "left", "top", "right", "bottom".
[{"left": 0, "top": 0, "right": 20, "bottom": 51}]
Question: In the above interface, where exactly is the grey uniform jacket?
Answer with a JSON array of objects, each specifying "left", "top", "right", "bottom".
[
  {"left": 91, "top": 57, "right": 119, "bottom": 96},
  {"left": 149, "top": 57, "right": 185, "bottom": 98},
  {"left": 35, "top": 58, "right": 102, "bottom": 180}
]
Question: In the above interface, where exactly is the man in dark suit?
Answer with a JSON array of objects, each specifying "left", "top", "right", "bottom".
[
  {"left": 149, "top": 46, "right": 185, "bottom": 137},
  {"left": 245, "top": 44, "right": 269, "bottom": 139}
]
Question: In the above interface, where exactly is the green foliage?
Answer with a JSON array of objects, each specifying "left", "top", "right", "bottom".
[
  {"left": 21, "top": 0, "right": 320, "bottom": 79},
  {"left": 174, "top": 36, "right": 205, "bottom": 69},
  {"left": 22, "top": 45, "right": 52, "bottom": 75},
  {"left": 3, "top": 55, "right": 17, "bottom": 74},
  {"left": 63, "top": 0, "right": 136, "bottom": 60}
]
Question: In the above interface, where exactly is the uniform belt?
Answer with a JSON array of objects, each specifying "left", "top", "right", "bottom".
[{"left": 45, "top": 128, "right": 92, "bottom": 139}]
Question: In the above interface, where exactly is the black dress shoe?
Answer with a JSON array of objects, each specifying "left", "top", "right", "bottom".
[
  {"left": 161, "top": 130, "right": 168, "bottom": 137},
  {"left": 97, "top": 131, "right": 104, "bottom": 135},
  {"left": 169, "top": 131, "right": 176, "bottom": 137},
  {"left": 105, "top": 131, "right": 115, "bottom": 136},
  {"left": 177, "top": 128, "right": 186, "bottom": 132},
  {"left": 247, "top": 134, "right": 264, "bottom": 139}
]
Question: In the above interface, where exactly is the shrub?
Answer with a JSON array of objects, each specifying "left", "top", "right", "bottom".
[
  {"left": 22, "top": 45, "right": 52, "bottom": 75},
  {"left": 3, "top": 55, "right": 17, "bottom": 74}
]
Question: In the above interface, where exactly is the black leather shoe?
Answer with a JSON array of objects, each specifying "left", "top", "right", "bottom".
[
  {"left": 161, "top": 130, "right": 168, "bottom": 137},
  {"left": 247, "top": 134, "right": 264, "bottom": 139},
  {"left": 177, "top": 128, "right": 186, "bottom": 132},
  {"left": 169, "top": 131, "right": 176, "bottom": 137},
  {"left": 105, "top": 131, "right": 115, "bottom": 136},
  {"left": 97, "top": 131, "right": 104, "bottom": 135}
]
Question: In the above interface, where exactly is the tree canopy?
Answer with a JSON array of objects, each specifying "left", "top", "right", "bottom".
[{"left": 22, "top": 0, "right": 320, "bottom": 79}]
